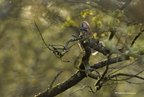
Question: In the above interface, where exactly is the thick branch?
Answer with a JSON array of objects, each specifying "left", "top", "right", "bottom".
[
  {"left": 34, "top": 70, "right": 86, "bottom": 97},
  {"left": 35, "top": 54, "right": 131, "bottom": 97}
]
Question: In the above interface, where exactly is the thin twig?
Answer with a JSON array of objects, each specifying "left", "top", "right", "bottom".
[
  {"left": 125, "top": 80, "right": 144, "bottom": 85},
  {"left": 34, "top": 21, "right": 53, "bottom": 51},
  {"left": 95, "top": 54, "right": 111, "bottom": 90},
  {"left": 49, "top": 70, "right": 63, "bottom": 90},
  {"left": 69, "top": 85, "right": 95, "bottom": 96},
  {"left": 130, "top": 31, "right": 143, "bottom": 47},
  {"left": 108, "top": 58, "right": 138, "bottom": 76},
  {"left": 110, "top": 70, "right": 144, "bottom": 81}
]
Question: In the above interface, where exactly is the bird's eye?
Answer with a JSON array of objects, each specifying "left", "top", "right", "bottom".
[
  {"left": 84, "top": 28, "right": 88, "bottom": 32},
  {"left": 80, "top": 27, "right": 88, "bottom": 32}
]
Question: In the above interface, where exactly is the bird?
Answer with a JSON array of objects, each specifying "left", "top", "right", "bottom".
[
  {"left": 79, "top": 21, "right": 110, "bottom": 55},
  {"left": 79, "top": 21, "right": 93, "bottom": 38},
  {"left": 79, "top": 21, "right": 98, "bottom": 55}
]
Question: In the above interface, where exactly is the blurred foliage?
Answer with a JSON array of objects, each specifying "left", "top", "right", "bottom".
[
  {"left": 80, "top": 9, "right": 93, "bottom": 18},
  {"left": 0, "top": 0, "right": 144, "bottom": 97},
  {"left": 61, "top": 17, "right": 78, "bottom": 29}
]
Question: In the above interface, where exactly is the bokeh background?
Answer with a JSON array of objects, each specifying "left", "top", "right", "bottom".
[{"left": 0, "top": 0, "right": 144, "bottom": 97}]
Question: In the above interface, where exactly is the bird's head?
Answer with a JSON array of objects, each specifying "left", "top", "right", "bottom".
[{"left": 80, "top": 21, "right": 93, "bottom": 37}]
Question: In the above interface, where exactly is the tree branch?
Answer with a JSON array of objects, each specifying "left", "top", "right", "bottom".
[
  {"left": 34, "top": 70, "right": 86, "bottom": 97},
  {"left": 110, "top": 72, "right": 144, "bottom": 81},
  {"left": 34, "top": 54, "right": 131, "bottom": 97},
  {"left": 91, "top": 55, "right": 130, "bottom": 69}
]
